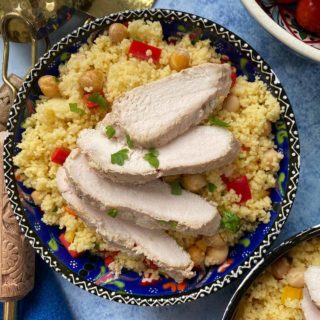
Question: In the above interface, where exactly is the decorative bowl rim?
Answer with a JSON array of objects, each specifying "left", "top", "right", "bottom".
[
  {"left": 4, "top": 8, "right": 300, "bottom": 307},
  {"left": 222, "top": 224, "right": 320, "bottom": 319},
  {"left": 241, "top": 0, "right": 320, "bottom": 63}
]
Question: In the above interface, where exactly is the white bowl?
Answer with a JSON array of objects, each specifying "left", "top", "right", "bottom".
[{"left": 241, "top": 0, "right": 320, "bottom": 63}]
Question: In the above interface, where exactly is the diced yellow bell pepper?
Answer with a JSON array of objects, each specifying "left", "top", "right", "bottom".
[{"left": 281, "top": 286, "right": 303, "bottom": 304}]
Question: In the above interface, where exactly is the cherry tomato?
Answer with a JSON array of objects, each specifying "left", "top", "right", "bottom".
[
  {"left": 296, "top": 0, "right": 320, "bottom": 34},
  {"left": 275, "top": 0, "right": 297, "bottom": 4}
]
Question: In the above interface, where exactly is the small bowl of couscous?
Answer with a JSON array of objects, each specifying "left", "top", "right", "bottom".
[
  {"left": 4, "top": 9, "right": 300, "bottom": 306},
  {"left": 223, "top": 225, "right": 320, "bottom": 320}
]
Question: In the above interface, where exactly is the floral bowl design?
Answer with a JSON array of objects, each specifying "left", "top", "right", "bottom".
[
  {"left": 4, "top": 9, "right": 300, "bottom": 306},
  {"left": 242, "top": 0, "right": 320, "bottom": 62}
]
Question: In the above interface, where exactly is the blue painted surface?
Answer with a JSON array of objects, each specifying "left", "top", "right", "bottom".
[{"left": 0, "top": 0, "right": 320, "bottom": 319}]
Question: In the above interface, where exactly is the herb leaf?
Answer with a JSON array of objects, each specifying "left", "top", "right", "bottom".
[
  {"left": 107, "top": 208, "right": 118, "bottom": 218},
  {"left": 69, "top": 103, "right": 85, "bottom": 116},
  {"left": 170, "top": 181, "right": 182, "bottom": 195},
  {"left": 126, "top": 134, "right": 134, "bottom": 149},
  {"left": 208, "top": 182, "right": 217, "bottom": 193},
  {"left": 111, "top": 149, "right": 129, "bottom": 166},
  {"left": 158, "top": 220, "right": 178, "bottom": 229},
  {"left": 208, "top": 116, "right": 230, "bottom": 128},
  {"left": 88, "top": 92, "right": 108, "bottom": 109},
  {"left": 143, "top": 149, "right": 159, "bottom": 168},
  {"left": 105, "top": 125, "right": 116, "bottom": 139},
  {"left": 221, "top": 211, "right": 241, "bottom": 233}
]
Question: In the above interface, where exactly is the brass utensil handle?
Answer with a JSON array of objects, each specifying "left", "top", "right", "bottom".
[
  {"left": 3, "top": 301, "right": 17, "bottom": 320},
  {"left": 1, "top": 12, "right": 38, "bottom": 97}
]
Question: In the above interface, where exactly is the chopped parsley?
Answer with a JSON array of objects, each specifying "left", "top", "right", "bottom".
[
  {"left": 69, "top": 103, "right": 85, "bottom": 116},
  {"left": 208, "top": 115, "right": 230, "bottom": 128},
  {"left": 111, "top": 149, "right": 129, "bottom": 166},
  {"left": 107, "top": 208, "right": 118, "bottom": 218},
  {"left": 208, "top": 182, "right": 217, "bottom": 193},
  {"left": 143, "top": 148, "right": 159, "bottom": 168},
  {"left": 105, "top": 125, "right": 116, "bottom": 139},
  {"left": 170, "top": 181, "right": 182, "bottom": 195},
  {"left": 126, "top": 134, "right": 134, "bottom": 149},
  {"left": 158, "top": 220, "right": 178, "bottom": 229},
  {"left": 88, "top": 92, "right": 108, "bottom": 109},
  {"left": 221, "top": 211, "right": 241, "bottom": 233}
]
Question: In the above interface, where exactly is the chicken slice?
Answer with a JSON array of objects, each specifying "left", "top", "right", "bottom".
[
  {"left": 56, "top": 167, "right": 194, "bottom": 282},
  {"left": 305, "top": 266, "right": 320, "bottom": 308},
  {"left": 301, "top": 288, "right": 320, "bottom": 320},
  {"left": 103, "top": 63, "right": 231, "bottom": 148},
  {"left": 64, "top": 149, "right": 220, "bottom": 236},
  {"left": 77, "top": 126, "right": 239, "bottom": 184}
]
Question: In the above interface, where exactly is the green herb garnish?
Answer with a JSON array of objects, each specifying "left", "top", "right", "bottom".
[
  {"left": 105, "top": 125, "right": 116, "bottom": 139},
  {"left": 60, "top": 52, "right": 71, "bottom": 61},
  {"left": 143, "top": 148, "right": 159, "bottom": 168},
  {"left": 69, "top": 103, "right": 85, "bottom": 116},
  {"left": 88, "top": 92, "right": 108, "bottom": 109},
  {"left": 111, "top": 149, "right": 129, "bottom": 166},
  {"left": 208, "top": 116, "right": 230, "bottom": 128},
  {"left": 107, "top": 208, "right": 118, "bottom": 218},
  {"left": 158, "top": 220, "right": 178, "bottom": 229},
  {"left": 221, "top": 211, "right": 241, "bottom": 233},
  {"left": 170, "top": 181, "right": 182, "bottom": 195},
  {"left": 126, "top": 134, "right": 134, "bottom": 149},
  {"left": 208, "top": 183, "right": 217, "bottom": 193}
]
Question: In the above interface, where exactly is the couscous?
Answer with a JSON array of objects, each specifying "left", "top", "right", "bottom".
[
  {"left": 13, "top": 19, "right": 282, "bottom": 279},
  {"left": 237, "top": 238, "right": 320, "bottom": 320}
]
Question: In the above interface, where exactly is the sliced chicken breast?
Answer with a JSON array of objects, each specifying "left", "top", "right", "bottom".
[
  {"left": 305, "top": 266, "right": 320, "bottom": 308},
  {"left": 64, "top": 149, "right": 220, "bottom": 236},
  {"left": 104, "top": 63, "right": 231, "bottom": 148},
  {"left": 56, "top": 167, "right": 194, "bottom": 282},
  {"left": 301, "top": 288, "right": 320, "bottom": 320},
  {"left": 77, "top": 126, "right": 239, "bottom": 184}
]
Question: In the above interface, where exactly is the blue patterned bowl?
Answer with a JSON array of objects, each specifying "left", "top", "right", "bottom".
[{"left": 4, "top": 9, "right": 300, "bottom": 306}]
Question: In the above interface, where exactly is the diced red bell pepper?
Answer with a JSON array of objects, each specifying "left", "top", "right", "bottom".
[
  {"left": 128, "top": 40, "right": 162, "bottom": 63},
  {"left": 83, "top": 91, "right": 106, "bottom": 109},
  {"left": 143, "top": 258, "right": 158, "bottom": 270},
  {"left": 59, "top": 233, "right": 82, "bottom": 258},
  {"left": 222, "top": 175, "right": 252, "bottom": 203},
  {"left": 51, "top": 147, "right": 71, "bottom": 165},
  {"left": 231, "top": 71, "right": 237, "bottom": 87},
  {"left": 104, "top": 251, "right": 119, "bottom": 266}
]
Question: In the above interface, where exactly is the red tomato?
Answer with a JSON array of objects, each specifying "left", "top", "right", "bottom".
[
  {"left": 275, "top": 0, "right": 297, "bottom": 4},
  {"left": 51, "top": 147, "right": 71, "bottom": 165},
  {"left": 296, "top": 0, "right": 320, "bottom": 34}
]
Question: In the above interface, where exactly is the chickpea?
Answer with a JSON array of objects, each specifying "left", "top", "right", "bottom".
[
  {"left": 195, "top": 238, "right": 208, "bottom": 252},
  {"left": 205, "top": 245, "right": 228, "bottom": 266},
  {"left": 108, "top": 23, "right": 128, "bottom": 43},
  {"left": 163, "top": 175, "right": 181, "bottom": 184},
  {"left": 270, "top": 257, "right": 290, "bottom": 280},
  {"left": 181, "top": 174, "right": 207, "bottom": 193},
  {"left": 205, "top": 234, "right": 226, "bottom": 247},
  {"left": 188, "top": 245, "right": 205, "bottom": 266},
  {"left": 79, "top": 69, "right": 104, "bottom": 92},
  {"left": 38, "top": 75, "right": 60, "bottom": 98},
  {"left": 223, "top": 94, "right": 240, "bottom": 112},
  {"left": 31, "top": 190, "right": 44, "bottom": 206},
  {"left": 286, "top": 267, "right": 306, "bottom": 288},
  {"left": 263, "top": 121, "right": 272, "bottom": 136},
  {"left": 263, "top": 149, "right": 280, "bottom": 166},
  {"left": 169, "top": 49, "right": 190, "bottom": 71}
]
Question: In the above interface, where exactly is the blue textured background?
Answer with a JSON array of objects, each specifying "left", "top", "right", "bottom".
[{"left": 0, "top": 0, "right": 320, "bottom": 319}]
